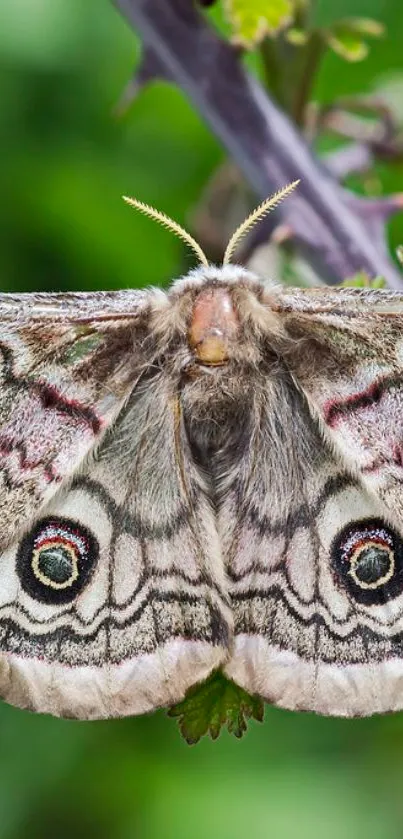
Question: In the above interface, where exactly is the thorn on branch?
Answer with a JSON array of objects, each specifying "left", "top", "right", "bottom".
[
  {"left": 323, "top": 143, "right": 374, "bottom": 178},
  {"left": 114, "top": 47, "right": 172, "bottom": 116}
]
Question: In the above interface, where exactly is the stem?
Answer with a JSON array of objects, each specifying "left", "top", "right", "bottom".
[
  {"left": 292, "top": 30, "right": 325, "bottom": 126},
  {"left": 259, "top": 38, "right": 286, "bottom": 108}
]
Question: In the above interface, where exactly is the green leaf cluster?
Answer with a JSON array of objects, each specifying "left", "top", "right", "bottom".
[
  {"left": 324, "top": 17, "right": 384, "bottom": 62},
  {"left": 224, "top": 0, "right": 294, "bottom": 47},
  {"left": 223, "top": 0, "right": 384, "bottom": 65},
  {"left": 340, "top": 272, "right": 386, "bottom": 288},
  {"left": 168, "top": 671, "right": 264, "bottom": 744}
]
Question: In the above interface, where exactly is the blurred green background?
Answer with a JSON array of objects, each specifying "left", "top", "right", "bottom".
[{"left": 1, "top": 1, "right": 403, "bottom": 837}]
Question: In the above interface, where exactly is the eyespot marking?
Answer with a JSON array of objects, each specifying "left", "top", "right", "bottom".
[
  {"left": 17, "top": 517, "right": 99, "bottom": 604},
  {"left": 331, "top": 518, "right": 403, "bottom": 605}
]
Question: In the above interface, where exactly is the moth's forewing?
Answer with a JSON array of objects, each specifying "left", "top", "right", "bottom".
[
  {"left": 0, "top": 288, "right": 231, "bottom": 718},
  {"left": 0, "top": 290, "right": 153, "bottom": 547},
  {"left": 274, "top": 286, "right": 403, "bottom": 531}
]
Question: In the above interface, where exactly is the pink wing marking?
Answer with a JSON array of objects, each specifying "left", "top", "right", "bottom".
[
  {"left": 31, "top": 381, "right": 101, "bottom": 435},
  {"left": 0, "top": 437, "right": 62, "bottom": 484},
  {"left": 323, "top": 375, "right": 400, "bottom": 428},
  {"left": 0, "top": 381, "right": 102, "bottom": 486}
]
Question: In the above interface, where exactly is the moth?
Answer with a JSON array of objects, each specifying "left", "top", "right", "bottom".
[{"left": 1, "top": 180, "right": 403, "bottom": 721}]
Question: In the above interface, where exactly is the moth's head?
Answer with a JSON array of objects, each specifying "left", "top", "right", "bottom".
[
  {"left": 170, "top": 264, "right": 274, "bottom": 369},
  {"left": 188, "top": 281, "right": 239, "bottom": 366},
  {"left": 123, "top": 181, "right": 299, "bottom": 369}
]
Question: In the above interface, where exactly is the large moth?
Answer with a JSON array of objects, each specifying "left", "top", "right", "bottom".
[{"left": 1, "top": 181, "right": 403, "bottom": 720}]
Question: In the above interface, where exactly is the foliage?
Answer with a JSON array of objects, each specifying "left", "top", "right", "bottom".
[
  {"left": 222, "top": 0, "right": 384, "bottom": 66},
  {"left": 168, "top": 672, "right": 264, "bottom": 743},
  {"left": 341, "top": 272, "right": 386, "bottom": 288},
  {"left": 325, "top": 17, "right": 385, "bottom": 62},
  {"left": 224, "top": 0, "right": 294, "bottom": 46}
]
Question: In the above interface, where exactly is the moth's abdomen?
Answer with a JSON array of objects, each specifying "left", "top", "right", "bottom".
[{"left": 188, "top": 287, "right": 239, "bottom": 365}]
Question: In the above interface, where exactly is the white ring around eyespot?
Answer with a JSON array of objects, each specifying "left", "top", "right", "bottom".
[{"left": 31, "top": 544, "right": 79, "bottom": 590}]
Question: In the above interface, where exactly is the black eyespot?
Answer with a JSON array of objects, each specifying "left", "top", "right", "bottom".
[
  {"left": 16, "top": 517, "right": 99, "bottom": 604},
  {"left": 331, "top": 518, "right": 403, "bottom": 605},
  {"left": 36, "top": 545, "right": 77, "bottom": 586}
]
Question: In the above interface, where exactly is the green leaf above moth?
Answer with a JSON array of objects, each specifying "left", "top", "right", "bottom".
[
  {"left": 340, "top": 272, "right": 386, "bottom": 289},
  {"left": 224, "top": 0, "right": 294, "bottom": 48},
  {"left": 167, "top": 671, "right": 264, "bottom": 744},
  {"left": 324, "top": 17, "right": 385, "bottom": 62},
  {"left": 284, "top": 26, "right": 308, "bottom": 46}
]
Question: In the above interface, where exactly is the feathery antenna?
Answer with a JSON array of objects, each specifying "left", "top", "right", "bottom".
[
  {"left": 122, "top": 196, "right": 209, "bottom": 267},
  {"left": 223, "top": 180, "right": 300, "bottom": 265}
]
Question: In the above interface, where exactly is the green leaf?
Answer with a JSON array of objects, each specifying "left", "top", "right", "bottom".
[
  {"left": 341, "top": 272, "right": 386, "bottom": 288},
  {"left": 396, "top": 245, "right": 403, "bottom": 267},
  {"left": 224, "top": 0, "right": 294, "bottom": 48},
  {"left": 325, "top": 17, "right": 384, "bottom": 63},
  {"left": 343, "top": 17, "right": 385, "bottom": 38},
  {"left": 325, "top": 28, "right": 368, "bottom": 62},
  {"left": 285, "top": 27, "right": 308, "bottom": 46},
  {"left": 167, "top": 671, "right": 264, "bottom": 744}
]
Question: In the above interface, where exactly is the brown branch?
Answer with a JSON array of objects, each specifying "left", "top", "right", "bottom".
[{"left": 113, "top": 0, "right": 403, "bottom": 288}]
